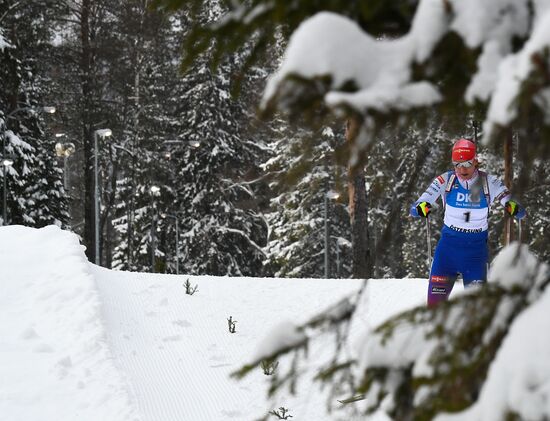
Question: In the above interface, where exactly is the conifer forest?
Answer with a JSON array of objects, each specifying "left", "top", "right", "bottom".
[{"left": 1, "top": 0, "right": 549, "bottom": 280}]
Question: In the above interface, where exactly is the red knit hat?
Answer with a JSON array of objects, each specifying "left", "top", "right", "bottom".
[{"left": 452, "top": 138, "right": 476, "bottom": 161}]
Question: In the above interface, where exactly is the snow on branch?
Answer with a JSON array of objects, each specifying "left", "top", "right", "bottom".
[
  {"left": 0, "top": 27, "right": 12, "bottom": 51},
  {"left": 262, "top": 10, "right": 445, "bottom": 116},
  {"left": 218, "top": 226, "right": 266, "bottom": 256},
  {"left": 262, "top": 1, "right": 550, "bottom": 151},
  {"left": 231, "top": 295, "right": 357, "bottom": 383}
]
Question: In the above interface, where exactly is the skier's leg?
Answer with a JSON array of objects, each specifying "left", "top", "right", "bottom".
[
  {"left": 462, "top": 240, "right": 489, "bottom": 288},
  {"left": 427, "top": 239, "right": 456, "bottom": 307}
]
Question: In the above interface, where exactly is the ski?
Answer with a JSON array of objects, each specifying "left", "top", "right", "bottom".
[{"left": 338, "top": 394, "right": 366, "bottom": 404}]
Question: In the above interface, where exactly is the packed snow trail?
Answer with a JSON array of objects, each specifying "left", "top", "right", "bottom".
[
  {"left": 1, "top": 226, "right": 431, "bottom": 421},
  {"left": 92, "top": 267, "right": 365, "bottom": 420}
]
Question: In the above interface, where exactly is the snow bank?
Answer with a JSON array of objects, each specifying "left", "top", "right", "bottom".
[{"left": 0, "top": 226, "right": 139, "bottom": 421}]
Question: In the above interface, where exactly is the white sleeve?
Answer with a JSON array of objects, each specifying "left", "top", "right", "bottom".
[
  {"left": 487, "top": 174, "right": 511, "bottom": 206},
  {"left": 416, "top": 173, "right": 448, "bottom": 205}
]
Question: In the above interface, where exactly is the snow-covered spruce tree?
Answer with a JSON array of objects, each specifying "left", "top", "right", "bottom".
[
  {"left": 106, "top": 1, "right": 183, "bottom": 271},
  {"left": 170, "top": 54, "right": 268, "bottom": 276},
  {"left": 111, "top": 0, "right": 269, "bottom": 275},
  {"left": 520, "top": 155, "right": 550, "bottom": 263},
  {"left": 263, "top": 122, "right": 351, "bottom": 278},
  {"left": 0, "top": 1, "right": 69, "bottom": 227}
]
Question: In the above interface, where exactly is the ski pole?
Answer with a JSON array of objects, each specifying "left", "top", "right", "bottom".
[
  {"left": 518, "top": 218, "right": 522, "bottom": 243},
  {"left": 426, "top": 215, "right": 431, "bottom": 269},
  {"left": 505, "top": 214, "right": 512, "bottom": 246}
]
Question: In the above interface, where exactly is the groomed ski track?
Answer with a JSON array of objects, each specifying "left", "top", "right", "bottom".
[
  {"left": 94, "top": 267, "right": 429, "bottom": 421},
  {"left": 1, "top": 226, "right": 431, "bottom": 421}
]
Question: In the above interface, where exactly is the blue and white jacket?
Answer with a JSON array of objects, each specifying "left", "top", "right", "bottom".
[{"left": 413, "top": 170, "right": 511, "bottom": 233}]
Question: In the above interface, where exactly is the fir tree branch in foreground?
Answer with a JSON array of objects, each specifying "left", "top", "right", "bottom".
[
  {"left": 231, "top": 292, "right": 360, "bottom": 395},
  {"left": 233, "top": 244, "right": 549, "bottom": 419},
  {"left": 355, "top": 244, "right": 549, "bottom": 420}
]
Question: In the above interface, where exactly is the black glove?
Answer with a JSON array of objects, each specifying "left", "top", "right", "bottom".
[
  {"left": 505, "top": 200, "right": 526, "bottom": 220},
  {"left": 416, "top": 202, "right": 431, "bottom": 218}
]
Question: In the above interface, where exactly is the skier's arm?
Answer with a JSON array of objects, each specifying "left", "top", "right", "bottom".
[
  {"left": 488, "top": 175, "right": 527, "bottom": 219},
  {"left": 410, "top": 173, "right": 447, "bottom": 218}
]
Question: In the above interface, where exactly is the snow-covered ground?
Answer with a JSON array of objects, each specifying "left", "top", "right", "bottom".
[
  {"left": 0, "top": 225, "right": 434, "bottom": 420},
  {"left": 38, "top": 226, "right": 550, "bottom": 421}
]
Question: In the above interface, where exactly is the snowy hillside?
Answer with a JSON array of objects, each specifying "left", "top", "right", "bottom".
[
  {"left": 0, "top": 226, "right": 430, "bottom": 421},
  {"left": 3, "top": 226, "right": 547, "bottom": 421}
]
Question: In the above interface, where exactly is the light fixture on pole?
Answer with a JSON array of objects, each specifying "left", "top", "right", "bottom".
[
  {"left": 42, "top": 106, "right": 56, "bottom": 114},
  {"left": 150, "top": 185, "right": 161, "bottom": 273},
  {"left": 55, "top": 139, "right": 76, "bottom": 190},
  {"left": 324, "top": 190, "right": 340, "bottom": 279},
  {"left": 93, "top": 128, "right": 112, "bottom": 265},
  {"left": 162, "top": 139, "right": 201, "bottom": 148},
  {"left": 161, "top": 212, "right": 181, "bottom": 275},
  {"left": 330, "top": 235, "right": 349, "bottom": 279},
  {"left": 162, "top": 139, "right": 201, "bottom": 162}
]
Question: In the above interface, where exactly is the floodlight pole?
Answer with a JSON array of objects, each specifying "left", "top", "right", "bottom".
[
  {"left": 94, "top": 131, "right": 100, "bottom": 263},
  {"left": 94, "top": 128, "right": 112, "bottom": 265},
  {"left": 56, "top": 137, "right": 75, "bottom": 191},
  {"left": 2, "top": 135, "right": 6, "bottom": 225},
  {"left": 150, "top": 185, "right": 161, "bottom": 273},
  {"left": 2, "top": 166, "right": 6, "bottom": 225},
  {"left": 324, "top": 194, "right": 329, "bottom": 278},
  {"left": 160, "top": 139, "right": 200, "bottom": 273},
  {"left": 175, "top": 217, "right": 180, "bottom": 274},
  {"left": 335, "top": 238, "right": 341, "bottom": 278},
  {"left": 1, "top": 137, "right": 15, "bottom": 226},
  {"left": 151, "top": 196, "right": 156, "bottom": 272}
]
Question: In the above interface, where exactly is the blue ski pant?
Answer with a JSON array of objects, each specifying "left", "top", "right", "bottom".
[{"left": 427, "top": 226, "right": 488, "bottom": 307}]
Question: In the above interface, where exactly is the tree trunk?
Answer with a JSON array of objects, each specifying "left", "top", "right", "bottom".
[
  {"left": 346, "top": 117, "right": 371, "bottom": 279},
  {"left": 80, "top": 0, "right": 96, "bottom": 263}
]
